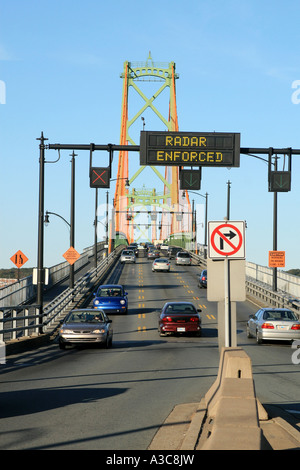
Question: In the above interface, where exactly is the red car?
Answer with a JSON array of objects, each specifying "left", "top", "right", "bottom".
[{"left": 158, "top": 302, "right": 202, "bottom": 337}]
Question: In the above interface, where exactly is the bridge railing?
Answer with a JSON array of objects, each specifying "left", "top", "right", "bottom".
[
  {"left": 0, "top": 246, "right": 123, "bottom": 343},
  {"left": 0, "top": 242, "right": 105, "bottom": 308},
  {"left": 190, "top": 251, "right": 300, "bottom": 316}
]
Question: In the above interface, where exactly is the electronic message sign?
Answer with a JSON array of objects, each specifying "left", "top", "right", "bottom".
[{"left": 140, "top": 131, "right": 240, "bottom": 167}]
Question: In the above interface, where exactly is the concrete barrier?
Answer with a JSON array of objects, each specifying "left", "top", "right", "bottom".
[
  {"left": 198, "top": 347, "right": 264, "bottom": 450},
  {"left": 149, "top": 347, "right": 300, "bottom": 450}
]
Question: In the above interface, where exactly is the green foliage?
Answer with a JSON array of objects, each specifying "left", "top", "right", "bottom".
[
  {"left": 0, "top": 268, "right": 33, "bottom": 280},
  {"left": 285, "top": 269, "right": 300, "bottom": 277}
]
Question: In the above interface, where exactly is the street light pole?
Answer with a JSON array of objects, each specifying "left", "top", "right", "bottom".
[
  {"left": 106, "top": 191, "right": 109, "bottom": 261},
  {"left": 183, "top": 190, "right": 208, "bottom": 258},
  {"left": 36, "top": 132, "right": 47, "bottom": 332},
  {"left": 227, "top": 180, "right": 231, "bottom": 220},
  {"left": 70, "top": 151, "right": 76, "bottom": 288},
  {"left": 273, "top": 153, "right": 278, "bottom": 291},
  {"left": 94, "top": 189, "right": 98, "bottom": 268}
]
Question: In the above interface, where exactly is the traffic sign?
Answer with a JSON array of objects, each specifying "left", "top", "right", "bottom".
[
  {"left": 180, "top": 168, "right": 201, "bottom": 190},
  {"left": 208, "top": 221, "right": 245, "bottom": 259},
  {"left": 269, "top": 250, "right": 285, "bottom": 268},
  {"left": 269, "top": 171, "right": 291, "bottom": 192},
  {"left": 140, "top": 131, "right": 240, "bottom": 167},
  {"left": 63, "top": 247, "right": 80, "bottom": 265},
  {"left": 10, "top": 250, "right": 29, "bottom": 268},
  {"left": 90, "top": 167, "right": 110, "bottom": 188}
]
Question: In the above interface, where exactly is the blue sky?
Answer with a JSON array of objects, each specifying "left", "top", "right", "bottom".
[{"left": 1, "top": 0, "right": 300, "bottom": 271}]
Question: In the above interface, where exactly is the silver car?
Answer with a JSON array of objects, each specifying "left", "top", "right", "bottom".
[
  {"left": 58, "top": 309, "right": 113, "bottom": 349},
  {"left": 120, "top": 249, "right": 136, "bottom": 263},
  {"left": 152, "top": 258, "right": 170, "bottom": 272},
  {"left": 247, "top": 308, "right": 300, "bottom": 344},
  {"left": 175, "top": 251, "right": 192, "bottom": 265}
]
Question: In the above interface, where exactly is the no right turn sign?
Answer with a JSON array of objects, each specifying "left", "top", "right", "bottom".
[{"left": 208, "top": 221, "right": 245, "bottom": 259}]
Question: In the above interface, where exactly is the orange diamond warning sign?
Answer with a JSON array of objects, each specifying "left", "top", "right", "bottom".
[
  {"left": 63, "top": 247, "right": 80, "bottom": 265},
  {"left": 10, "top": 250, "right": 29, "bottom": 268}
]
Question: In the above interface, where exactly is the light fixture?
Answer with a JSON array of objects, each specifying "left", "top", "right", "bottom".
[{"left": 44, "top": 212, "right": 50, "bottom": 226}]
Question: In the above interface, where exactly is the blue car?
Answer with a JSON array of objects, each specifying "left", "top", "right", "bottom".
[{"left": 93, "top": 284, "right": 128, "bottom": 314}]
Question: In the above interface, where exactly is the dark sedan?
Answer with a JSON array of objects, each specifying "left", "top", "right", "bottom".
[
  {"left": 58, "top": 309, "right": 113, "bottom": 349},
  {"left": 198, "top": 269, "right": 207, "bottom": 288},
  {"left": 158, "top": 301, "right": 202, "bottom": 337}
]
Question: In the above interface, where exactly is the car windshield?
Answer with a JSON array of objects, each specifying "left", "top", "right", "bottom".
[
  {"left": 97, "top": 288, "right": 122, "bottom": 297},
  {"left": 67, "top": 311, "right": 104, "bottom": 323},
  {"left": 262, "top": 310, "right": 298, "bottom": 321},
  {"left": 166, "top": 304, "right": 196, "bottom": 314}
]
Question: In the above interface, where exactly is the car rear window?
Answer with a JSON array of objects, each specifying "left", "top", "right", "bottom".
[
  {"left": 177, "top": 252, "right": 190, "bottom": 258},
  {"left": 263, "top": 310, "right": 297, "bottom": 321},
  {"left": 98, "top": 288, "right": 122, "bottom": 297},
  {"left": 166, "top": 304, "right": 196, "bottom": 313}
]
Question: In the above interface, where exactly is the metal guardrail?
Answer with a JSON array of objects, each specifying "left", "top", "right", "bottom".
[
  {"left": 0, "top": 242, "right": 105, "bottom": 307},
  {"left": 190, "top": 252, "right": 300, "bottom": 318},
  {"left": 0, "top": 306, "right": 42, "bottom": 342},
  {"left": 246, "top": 279, "right": 300, "bottom": 316},
  {"left": 0, "top": 247, "right": 123, "bottom": 343}
]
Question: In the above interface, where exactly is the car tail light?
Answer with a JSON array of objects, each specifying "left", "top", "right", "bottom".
[
  {"left": 162, "top": 316, "right": 172, "bottom": 323},
  {"left": 261, "top": 323, "right": 274, "bottom": 329},
  {"left": 189, "top": 317, "right": 198, "bottom": 322},
  {"left": 291, "top": 324, "right": 300, "bottom": 330},
  {"left": 201, "top": 276, "right": 206, "bottom": 281}
]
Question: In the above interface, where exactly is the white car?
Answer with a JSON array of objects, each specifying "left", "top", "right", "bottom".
[
  {"left": 120, "top": 249, "right": 136, "bottom": 263},
  {"left": 247, "top": 308, "right": 300, "bottom": 344},
  {"left": 152, "top": 258, "right": 170, "bottom": 272}
]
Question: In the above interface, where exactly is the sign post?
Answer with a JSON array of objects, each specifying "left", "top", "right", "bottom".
[{"left": 208, "top": 221, "right": 246, "bottom": 348}]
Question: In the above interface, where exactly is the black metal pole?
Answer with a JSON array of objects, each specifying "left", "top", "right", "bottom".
[
  {"left": 36, "top": 132, "right": 47, "bottom": 333},
  {"left": 227, "top": 180, "right": 231, "bottom": 220},
  {"left": 70, "top": 151, "right": 76, "bottom": 288},
  {"left": 204, "top": 193, "right": 208, "bottom": 258},
  {"left": 273, "top": 155, "right": 278, "bottom": 291},
  {"left": 106, "top": 191, "right": 109, "bottom": 261},
  {"left": 94, "top": 188, "right": 98, "bottom": 268}
]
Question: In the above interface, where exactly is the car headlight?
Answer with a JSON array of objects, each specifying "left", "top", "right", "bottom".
[
  {"left": 92, "top": 329, "right": 106, "bottom": 334},
  {"left": 120, "top": 300, "right": 126, "bottom": 305},
  {"left": 60, "top": 329, "right": 73, "bottom": 334},
  {"left": 94, "top": 300, "right": 100, "bottom": 305}
]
